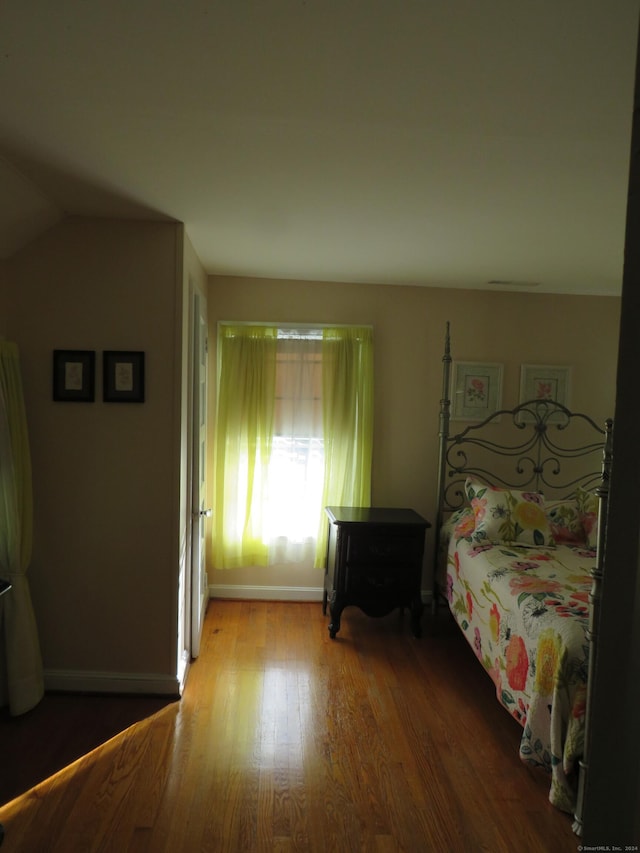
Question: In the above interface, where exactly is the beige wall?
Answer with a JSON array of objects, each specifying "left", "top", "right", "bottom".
[
  {"left": 0, "top": 234, "right": 624, "bottom": 685},
  {"left": 207, "top": 276, "right": 621, "bottom": 595},
  {"left": 0, "top": 217, "right": 189, "bottom": 691}
]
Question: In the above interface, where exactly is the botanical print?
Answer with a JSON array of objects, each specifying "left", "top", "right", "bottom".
[
  {"left": 453, "top": 362, "right": 503, "bottom": 421},
  {"left": 464, "top": 374, "right": 489, "bottom": 408},
  {"left": 114, "top": 362, "right": 134, "bottom": 392},
  {"left": 64, "top": 361, "right": 83, "bottom": 391},
  {"left": 533, "top": 376, "right": 558, "bottom": 400},
  {"left": 519, "top": 364, "right": 571, "bottom": 413}
]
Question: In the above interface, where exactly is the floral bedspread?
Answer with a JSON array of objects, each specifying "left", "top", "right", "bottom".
[{"left": 444, "top": 534, "right": 595, "bottom": 813}]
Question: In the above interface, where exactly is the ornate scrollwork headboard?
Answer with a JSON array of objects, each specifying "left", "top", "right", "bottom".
[{"left": 434, "top": 322, "right": 612, "bottom": 529}]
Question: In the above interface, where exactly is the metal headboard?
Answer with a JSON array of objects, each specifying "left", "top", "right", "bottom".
[
  {"left": 440, "top": 399, "right": 609, "bottom": 511},
  {"left": 434, "top": 323, "right": 612, "bottom": 532}
]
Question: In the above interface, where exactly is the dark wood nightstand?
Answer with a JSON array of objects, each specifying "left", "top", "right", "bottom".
[{"left": 322, "top": 506, "right": 430, "bottom": 639}]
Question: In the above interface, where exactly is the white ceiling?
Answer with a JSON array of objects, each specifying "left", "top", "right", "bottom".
[{"left": 1, "top": 1, "right": 638, "bottom": 295}]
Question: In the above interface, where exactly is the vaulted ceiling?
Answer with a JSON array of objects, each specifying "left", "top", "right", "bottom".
[{"left": 1, "top": 1, "right": 638, "bottom": 295}]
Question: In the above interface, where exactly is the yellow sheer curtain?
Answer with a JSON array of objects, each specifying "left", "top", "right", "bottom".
[
  {"left": 314, "top": 326, "right": 374, "bottom": 567},
  {"left": 212, "top": 326, "right": 278, "bottom": 568},
  {"left": 0, "top": 341, "right": 44, "bottom": 715}
]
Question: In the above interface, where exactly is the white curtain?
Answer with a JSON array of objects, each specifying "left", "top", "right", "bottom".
[
  {"left": 0, "top": 341, "right": 44, "bottom": 715},
  {"left": 266, "top": 334, "right": 324, "bottom": 566}
]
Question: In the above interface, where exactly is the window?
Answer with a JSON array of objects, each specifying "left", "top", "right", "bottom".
[
  {"left": 212, "top": 324, "right": 373, "bottom": 570},
  {"left": 267, "top": 332, "right": 324, "bottom": 563}
]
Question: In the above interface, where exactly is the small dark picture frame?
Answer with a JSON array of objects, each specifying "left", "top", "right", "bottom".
[
  {"left": 103, "top": 351, "right": 145, "bottom": 403},
  {"left": 53, "top": 350, "right": 96, "bottom": 402}
]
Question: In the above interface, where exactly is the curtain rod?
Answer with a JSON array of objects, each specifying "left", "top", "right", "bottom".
[{"left": 217, "top": 321, "right": 373, "bottom": 330}]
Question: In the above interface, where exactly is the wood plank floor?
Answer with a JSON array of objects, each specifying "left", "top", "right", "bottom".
[{"left": 0, "top": 601, "right": 580, "bottom": 852}]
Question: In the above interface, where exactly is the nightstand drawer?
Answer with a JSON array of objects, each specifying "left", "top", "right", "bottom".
[
  {"left": 345, "top": 562, "right": 418, "bottom": 596},
  {"left": 346, "top": 532, "right": 420, "bottom": 567}
]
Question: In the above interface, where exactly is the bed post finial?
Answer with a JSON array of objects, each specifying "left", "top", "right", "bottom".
[
  {"left": 440, "top": 321, "right": 452, "bottom": 418},
  {"left": 443, "top": 320, "right": 451, "bottom": 362}
]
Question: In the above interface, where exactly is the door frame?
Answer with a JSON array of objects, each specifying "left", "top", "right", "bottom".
[
  {"left": 179, "top": 280, "right": 209, "bottom": 683},
  {"left": 189, "top": 288, "right": 209, "bottom": 658}
]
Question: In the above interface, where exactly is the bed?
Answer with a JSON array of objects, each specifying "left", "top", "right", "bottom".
[{"left": 433, "top": 324, "right": 612, "bottom": 833}]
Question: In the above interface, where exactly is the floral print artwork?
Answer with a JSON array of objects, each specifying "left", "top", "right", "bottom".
[
  {"left": 465, "top": 375, "right": 487, "bottom": 406},
  {"left": 444, "top": 535, "right": 594, "bottom": 814}
]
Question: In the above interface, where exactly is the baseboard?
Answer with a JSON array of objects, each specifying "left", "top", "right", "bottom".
[
  {"left": 422, "top": 589, "right": 434, "bottom": 606},
  {"left": 44, "top": 669, "right": 182, "bottom": 697},
  {"left": 177, "top": 650, "right": 190, "bottom": 696},
  {"left": 42, "top": 591, "right": 435, "bottom": 693},
  {"left": 209, "top": 585, "right": 434, "bottom": 605},
  {"left": 209, "top": 584, "right": 324, "bottom": 602}
]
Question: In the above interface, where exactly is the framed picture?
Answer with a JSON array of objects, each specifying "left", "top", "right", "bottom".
[
  {"left": 103, "top": 351, "right": 145, "bottom": 403},
  {"left": 53, "top": 350, "right": 95, "bottom": 402},
  {"left": 452, "top": 361, "right": 503, "bottom": 421},
  {"left": 520, "top": 364, "right": 571, "bottom": 408}
]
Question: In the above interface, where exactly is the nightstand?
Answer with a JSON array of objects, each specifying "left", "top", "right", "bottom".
[{"left": 322, "top": 506, "right": 430, "bottom": 639}]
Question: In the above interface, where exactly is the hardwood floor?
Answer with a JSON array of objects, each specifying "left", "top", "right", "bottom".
[{"left": 0, "top": 601, "right": 580, "bottom": 852}]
